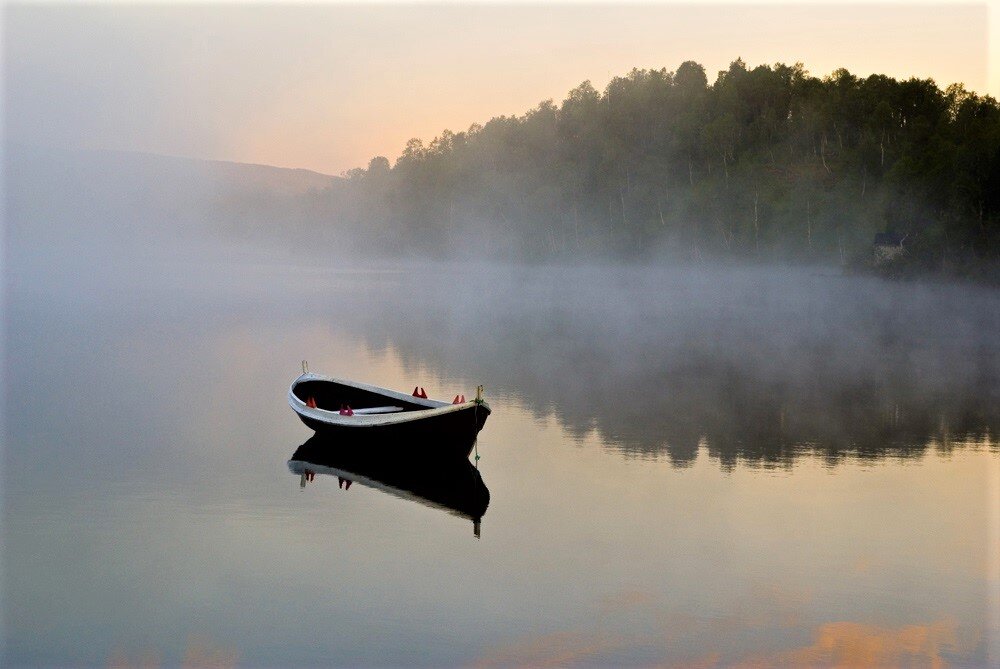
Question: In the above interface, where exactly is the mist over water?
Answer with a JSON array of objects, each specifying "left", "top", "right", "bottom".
[
  {"left": 12, "top": 238, "right": 997, "bottom": 469},
  {"left": 4, "top": 146, "right": 999, "bottom": 666},
  {"left": 339, "top": 263, "right": 999, "bottom": 466}
]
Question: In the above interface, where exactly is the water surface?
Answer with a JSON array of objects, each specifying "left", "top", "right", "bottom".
[{"left": 4, "top": 258, "right": 998, "bottom": 667}]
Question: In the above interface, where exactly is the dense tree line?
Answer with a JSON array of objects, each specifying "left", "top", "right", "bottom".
[{"left": 310, "top": 59, "right": 999, "bottom": 276}]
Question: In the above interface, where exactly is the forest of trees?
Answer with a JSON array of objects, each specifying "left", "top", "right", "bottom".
[{"left": 303, "top": 59, "right": 999, "bottom": 278}]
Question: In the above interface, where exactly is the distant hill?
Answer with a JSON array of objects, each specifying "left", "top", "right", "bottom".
[
  {"left": 202, "top": 158, "right": 337, "bottom": 197},
  {"left": 4, "top": 144, "right": 339, "bottom": 250}
]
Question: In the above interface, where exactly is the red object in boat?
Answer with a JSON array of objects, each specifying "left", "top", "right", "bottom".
[{"left": 306, "top": 396, "right": 317, "bottom": 408}]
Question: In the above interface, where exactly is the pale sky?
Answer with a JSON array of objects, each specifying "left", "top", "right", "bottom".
[{"left": 3, "top": 2, "right": 995, "bottom": 175}]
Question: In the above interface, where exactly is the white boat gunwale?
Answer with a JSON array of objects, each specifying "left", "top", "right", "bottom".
[{"left": 288, "top": 372, "right": 484, "bottom": 427}]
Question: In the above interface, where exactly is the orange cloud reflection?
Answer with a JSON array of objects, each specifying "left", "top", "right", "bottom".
[
  {"left": 731, "top": 620, "right": 967, "bottom": 669},
  {"left": 473, "top": 582, "right": 981, "bottom": 668},
  {"left": 106, "top": 636, "right": 238, "bottom": 669}
]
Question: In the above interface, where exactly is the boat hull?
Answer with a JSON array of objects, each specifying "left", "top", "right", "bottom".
[{"left": 296, "top": 402, "right": 490, "bottom": 458}]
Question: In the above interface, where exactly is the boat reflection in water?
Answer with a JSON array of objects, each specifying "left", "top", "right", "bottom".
[{"left": 288, "top": 433, "right": 490, "bottom": 537}]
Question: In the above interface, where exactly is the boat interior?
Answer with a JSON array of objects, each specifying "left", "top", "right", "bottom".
[{"left": 293, "top": 380, "right": 432, "bottom": 413}]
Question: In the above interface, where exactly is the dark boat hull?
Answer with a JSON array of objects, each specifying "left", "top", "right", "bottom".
[{"left": 296, "top": 402, "right": 490, "bottom": 458}]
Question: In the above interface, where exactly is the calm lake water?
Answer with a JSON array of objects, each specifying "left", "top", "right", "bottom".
[{"left": 4, "top": 254, "right": 999, "bottom": 667}]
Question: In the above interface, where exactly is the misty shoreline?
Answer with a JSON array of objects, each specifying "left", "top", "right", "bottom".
[{"left": 4, "top": 115, "right": 1000, "bottom": 286}]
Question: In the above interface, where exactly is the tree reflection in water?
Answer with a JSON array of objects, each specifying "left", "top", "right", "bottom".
[{"left": 325, "top": 266, "right": 998, "bottom": 468}]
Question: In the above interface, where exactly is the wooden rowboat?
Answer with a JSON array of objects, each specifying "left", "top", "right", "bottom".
[{"left": 288, "top": 372, "right": 491, "bottom": 457}]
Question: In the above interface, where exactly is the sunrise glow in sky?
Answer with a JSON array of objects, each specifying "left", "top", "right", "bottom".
[{"left": 4, "top": 2, "right": 996, "bottom": 175}]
